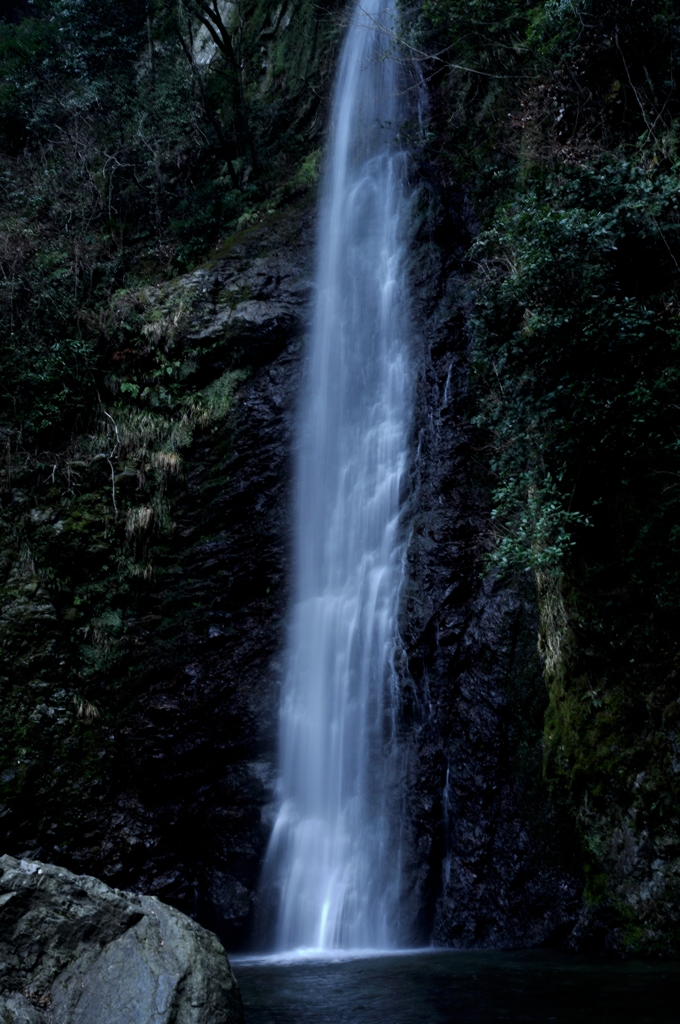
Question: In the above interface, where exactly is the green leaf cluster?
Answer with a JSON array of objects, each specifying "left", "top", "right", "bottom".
[{"left": 472, "top": 158, "right": 680, "bottom": 577}]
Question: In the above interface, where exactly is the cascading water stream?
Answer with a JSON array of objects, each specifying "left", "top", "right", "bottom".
[{"left": 260, "top": 0, "right": 412, "bottom": 952}]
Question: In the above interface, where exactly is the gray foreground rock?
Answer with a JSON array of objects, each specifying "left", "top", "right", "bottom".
[{"left": 0, "top": 855, "right": 243, "bottom": 1024}]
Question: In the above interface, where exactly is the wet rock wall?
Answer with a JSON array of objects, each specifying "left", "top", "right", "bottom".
[{"left": 395, "top": 183, "right": 582, "bottom": 947}]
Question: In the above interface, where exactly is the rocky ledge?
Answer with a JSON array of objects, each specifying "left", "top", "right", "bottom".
[{"left": 0, "top": 855, "right": 242, "bottom": 1024}]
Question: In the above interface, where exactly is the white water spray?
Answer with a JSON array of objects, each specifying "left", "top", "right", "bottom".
[{"left": 260, "top": 0, "right": 412, "bottom": 951}]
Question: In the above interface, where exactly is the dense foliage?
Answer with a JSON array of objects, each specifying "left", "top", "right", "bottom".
[{"left": 406, "top": 0, "right": 680, "bottom": 949}]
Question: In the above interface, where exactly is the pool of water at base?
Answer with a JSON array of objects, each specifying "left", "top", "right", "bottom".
[{"left": 232, "top": 948, "right": 680, "bottom": 1024}]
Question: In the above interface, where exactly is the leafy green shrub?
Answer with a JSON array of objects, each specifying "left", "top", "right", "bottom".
[{"left": 471, "top": 157, "right": 680, "bottom": 576}]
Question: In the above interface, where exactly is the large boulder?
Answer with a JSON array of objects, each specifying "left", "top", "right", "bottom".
[{"left": 0, "top": 855, "right": 243, "bottom": 1024}]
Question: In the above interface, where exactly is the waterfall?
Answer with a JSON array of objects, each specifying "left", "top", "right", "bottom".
[{"left": 260, "top": 0, "right": 412, "bottom": 951}]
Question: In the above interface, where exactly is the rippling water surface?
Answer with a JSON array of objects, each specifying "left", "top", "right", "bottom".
[{"left": 234, "top": 949, "right": 679, "bottom": 1023}]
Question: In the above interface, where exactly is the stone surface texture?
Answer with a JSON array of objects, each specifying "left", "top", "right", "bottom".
[{"left": 0, "top": 854, "right": 242, "bottom": 1024}]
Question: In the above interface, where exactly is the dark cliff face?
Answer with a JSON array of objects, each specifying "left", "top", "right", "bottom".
[
  {"left": 0, "top": 207, "right": 312, "bottom": 949},
  {"left": 394, "top": 187, "right": 581, "bottom": 948},
  {"left": 0, "top": 0, "right": 343, "bottom": 953},
  {"left": 92, "top": 216, "right": 313, "bottom": 949}
]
